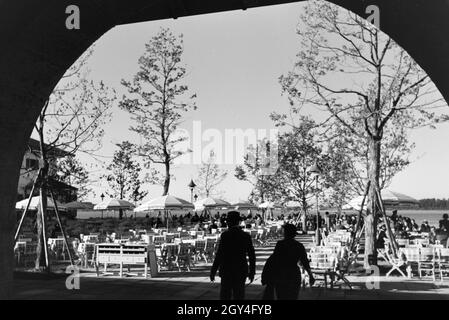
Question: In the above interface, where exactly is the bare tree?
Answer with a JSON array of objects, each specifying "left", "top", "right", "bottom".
[
  {"left": 280, "top": 0, "right": 447, "bottom": 267},
  {"left": 196, "top": 152, "right": 227, "bottom": 198},
  {"left": 30, "top": 47, "right": 115, "bottom": 270}
]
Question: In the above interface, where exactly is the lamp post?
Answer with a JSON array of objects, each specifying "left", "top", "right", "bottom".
[
  {"left": 194, "top": 194, "right": 198, "bottom": 202},
  {"left": 100, "top": 193, "right": 105, "bottom": 219},
  {"left": 309, "top": 164, "right": 321, "bottom": 245},
  {"left": 188, "top": 179, "right": 196, "bottom": 203},
  {"left": 132, "top": 188, "right": 140, "bottom": 219}
]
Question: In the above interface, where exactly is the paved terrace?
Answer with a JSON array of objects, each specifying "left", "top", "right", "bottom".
[{"left": 11, "top": 236, "right": 449, "bottom": 300}]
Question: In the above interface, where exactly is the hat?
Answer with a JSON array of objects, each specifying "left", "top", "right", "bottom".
[
  {"left": 226, "top": 211, "right": 242, "bottom": 223},
  {"left": 283, "top": 223, "right": 298, "bottom": 237}
]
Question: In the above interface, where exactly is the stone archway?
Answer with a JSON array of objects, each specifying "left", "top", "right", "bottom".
[{"left": 0, "top": 0, "right": 448, "bottom": 298}]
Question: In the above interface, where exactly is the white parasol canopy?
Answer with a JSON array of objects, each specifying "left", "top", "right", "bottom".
[
  {"left": 65, "top": 201, "right": 94, "bottom": 210},
  {"left": 194, "top": 197, "right": 231, "bottom": 211},
  {"left": 16, "top": 196, "right": 67, "bottom": 211},
  {"left": 94, "top": 199, "right": 135, "bottom": 210},
  {"left": 258, "top": 201, "right": 282, "bottom": 209},
  {"left": 233, "top": 201, "right": 258, "bottom": 211},
  {"left": 343, "top": 189, "right": 419, "bottom": 211},
  {"left": 134, "top": 195, "right": 194, "bottom": 213}
]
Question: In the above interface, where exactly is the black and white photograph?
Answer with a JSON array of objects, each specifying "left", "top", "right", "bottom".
[{"left": 1, "top": 0, "right": 449, "bottom": 304}]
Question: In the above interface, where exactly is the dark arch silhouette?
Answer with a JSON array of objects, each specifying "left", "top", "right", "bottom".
[{"left": 0, "top": 0, "right": 448, "bottom": 298}]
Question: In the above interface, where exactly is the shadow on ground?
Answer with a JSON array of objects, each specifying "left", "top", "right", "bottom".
[{"left": 11, "top": 270, "right": 449, "bottom": 300}]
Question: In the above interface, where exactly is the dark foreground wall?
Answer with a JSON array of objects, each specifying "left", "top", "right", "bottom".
[{"left": 0, "top": 0, "right": 448, "bottom": 298}]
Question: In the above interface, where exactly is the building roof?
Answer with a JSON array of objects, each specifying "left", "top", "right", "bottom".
[
  {"left": 27, "top": 138, "right": 70, "bottom": 158},
  {"left": 48, "top": 177, "right": 78, "bottom": 191}
]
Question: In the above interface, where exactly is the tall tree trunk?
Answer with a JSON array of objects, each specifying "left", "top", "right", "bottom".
[
  {"left": 35, "top": 113, "right": 49, "bottom": 271},
  {"left": 119, "top": 186, "right": 124, "bottom": 219},
  {"left": 35, "top": 187, "right": 48, "bottom": 270},
  {"left": 364, "top": 137, "right": 381, "bottom": 268},
  {"left": 163, "top": 160, "right": 170, "bottom": 196},
  {"left": 301, "top": 195, "right": 308, "bottom": 232}
]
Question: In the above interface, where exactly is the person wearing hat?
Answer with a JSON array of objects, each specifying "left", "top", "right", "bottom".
[
  {"left": 261, "top": 223, "right": 314, "bottom": 300},
  {"left": 376, "top": 224, "right": 387, "bottom": 249},
  {"left": 420, "top": 220, "right": 431, "bottom": 233},
  {"left": 439, "top": 214, "right": 449, "bottom": 232},
  {"left": 210, "top": 211, "right": 256, "bottom": 300}
]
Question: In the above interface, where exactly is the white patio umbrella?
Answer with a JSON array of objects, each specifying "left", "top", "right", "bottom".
[
  {"left": 194, "top": 197, "right": 231, "bottom": 211},
  {"left": 258, "top": 201, "right": 281, "bottom": 209},
  {"left": 16, "top": 196, "right": 67, "bottom": 211},
  {"left": 134, "top": 195, "right": 194, "bottom": 229},
  {"left": 94, "top": 199, "right": 135, "bottom": 210},
  {"left": 65, "top": 201, "right": 94, "bottom": 210},
  {"left": 233, "top": 202, "right": 258, "bottom": 211},
  {"left": 343, "top": 189, "right": 419, "bottom": 211},
  {"left": 134, "top": 195, "right": 194, "bottom": 212},
  {"left": 94, "top": 199, "right": 135, "bottom": 219},
  {"left": 258, "top": 202, "right": 282, "bottom": 220}
]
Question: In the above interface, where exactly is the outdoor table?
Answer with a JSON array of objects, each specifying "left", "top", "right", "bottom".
[
  {"left": 180, "top": 239, "right": 196, "bottom": 245},
  {"left": 409, "top": 232, "right": 429, "bottom": 239},
  {"left": 83, "top": 235, "right": 99, "bottom": 243},
  {"left": 203, "top": 236, "right": 219, "bottom": 241}
]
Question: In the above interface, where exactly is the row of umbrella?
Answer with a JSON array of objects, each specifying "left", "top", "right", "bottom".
[
  {"left": 15, "top": 196, "right": 258, "bottom": 213},
  {"left": 93, "top": 197, "right": 261, "bottom": 213},
  {"left": 15, "top": 189, "right": 419, "bottom": 214}
]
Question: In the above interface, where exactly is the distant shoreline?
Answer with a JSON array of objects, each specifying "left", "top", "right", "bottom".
[{"left": 413, "top": 209, "right": 449, "bottom": 211}]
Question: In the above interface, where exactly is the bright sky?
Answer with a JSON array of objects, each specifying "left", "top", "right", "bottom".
[{"left": 56, "top": 2, "right": 449, "bottom": 204}]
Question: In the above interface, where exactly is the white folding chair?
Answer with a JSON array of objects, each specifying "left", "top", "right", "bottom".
[{"left": 419, "top": 247, "right": 436, "bottom": 281}]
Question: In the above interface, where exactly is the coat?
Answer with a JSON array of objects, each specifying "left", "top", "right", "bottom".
[
  {"left": 261, "top": 238, "right": 310, "bottom": 285},
  {"left": 211, "top": 226, "right": 256, "bottom": 279}
]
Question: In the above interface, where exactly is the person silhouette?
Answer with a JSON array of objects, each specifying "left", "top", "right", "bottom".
[
  {"left": 210, "top": 211, "right": 256, "bottom": 300},
  {"left": 262, "top": 223, "right": 315, "bottom": 300}
]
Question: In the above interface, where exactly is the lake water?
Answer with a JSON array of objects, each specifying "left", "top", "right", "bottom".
[{"left": 390, "top": 210, "right": 449, "bottom": 227}]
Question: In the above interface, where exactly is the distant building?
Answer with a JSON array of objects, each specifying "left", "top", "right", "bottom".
[{"left": 17, "top": 138, "right": 77, "bottom": 203}]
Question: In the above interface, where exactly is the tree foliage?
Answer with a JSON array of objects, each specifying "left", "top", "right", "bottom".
[
  {"left": 235, "top": 139, "right": 279, "bottom": 204},
  {"left": 104, "top": 141, "right": 147, "bottom": 202},
  {"left": 274, "top": 118, "right": 323, "bottom": 212},
  {"left": 51, "top": 155, "right": 91, "bottom": 200},
  {"left": 277, "top": 0, "right": 448, "bottom": 266},
  {"left": 418, "top": 199, "right": 449, "bottom": 210}
]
